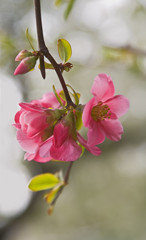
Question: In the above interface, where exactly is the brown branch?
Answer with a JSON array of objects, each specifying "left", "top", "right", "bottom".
[
  {"left": 34, "top": 0, "right": 46, "bottom": 49},
  {"left": 34, "top": 0, "right": 75, "bottom": 107},
  {"left": 34, "top": 1, "right": 75, "bottom": 214},
  {"left": 43, "top": 48, "right": 76, "bottom": 107}
]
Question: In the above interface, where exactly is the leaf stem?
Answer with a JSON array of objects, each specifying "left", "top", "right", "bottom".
[
  {"left": 50, "top": 162, "right": 74, "bottom": 209},
  {"left": 34, "top": 0, "right": 75, "bottom": 107}
]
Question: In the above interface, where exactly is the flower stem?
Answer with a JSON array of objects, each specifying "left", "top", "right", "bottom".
[
  {"left": 34, "top": 0, "right": 75, "bottom": 107},
  {"left": 48, "top": 162, "right": 73, "bottom": 215},
  {"left": 64, "top": 161, "right": 74, "bottom": 184}
]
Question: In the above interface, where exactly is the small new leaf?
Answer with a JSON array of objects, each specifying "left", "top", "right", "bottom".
[
  {"left": 28, "top": 173, "right": 60, "bottom": 192},
  {"left": 79, "top": 143, "right": 85, "bottom": 158},
  {"left": 75, "top": 109, "right": 83, "bottom": 130},
  {"left": 58, "top": 39, "right": 72, "bottom": 63},
  {"left": 44, "top": 183, "right": 64, "bottom": 204},
  {"left": 59, "top": 90, "right": 66, "bottom": 102},
  {"left": 38, "top": 61, "right": 54, "bottom": 70},
  {"left": 66, "top": 84, "right": 79, "bottom": 105},
  {"left": 45, "top": 181, "right": 65, "bottom": 215},
  {"left": 53, "top": 85, "right": 64, "bottom": 106},
  {"left": 25, "top": 28, "right": 35, "bottom": 51}
]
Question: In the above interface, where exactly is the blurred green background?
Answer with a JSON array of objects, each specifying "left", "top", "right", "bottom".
[{"left": 0, "top": 0, "right": 146, "bottom": 239}]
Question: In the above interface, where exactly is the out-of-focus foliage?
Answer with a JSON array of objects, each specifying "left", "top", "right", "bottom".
[
  {"left": 103, "top": 45, "right": 146, "bottom": 74},
  {"left": 25, "top": 28, "right": 36, "bottom": 51},
  {"left": 54, "top": 0, "right": 76, "bottom": 20},
  {"left": 64, "top": 0, "right": 76, "bottom": 20},
  {"left": 0, "top": 33, "right": 16, "bottom": 65}
]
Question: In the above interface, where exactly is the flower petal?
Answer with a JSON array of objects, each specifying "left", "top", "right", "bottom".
[
  {"left": 105, "top": 95, "right": 130, "bottom": 118},
  {"left": 100, "top": 119, "right": 123, "bottom": 141},
  {"left": 40, "top": 91, "right": 65, "bottom": 109},
  {"left": 77, "top": 133, "right": 101, "bottom": 156},
  {"left": 53, "top": 123, "right": 69, "bottom": 147},
  {"left": 23, "top": 111, "right": 47, "bottom": 137},
  {"left": 82, "top": 97, "right": 97, "bottom": 127},
  {"left": 24, "top": 152, "right": 52, "bottom": 162},
  {"left": 91, "top": 74, "right": 115, "bottom": 101},
  {"left": 39, "top": 136, "right": 53, "bottom": 158},
  {"left": 14, "top": 109, "right": 23, "bottom": 124},
  {"left": 87, "top": 121, "right": 105, "bottom": 145},
  {"left": 24, "top": 152, "right": 36, "bottom": 161},
  {"left": 19, "top": 102, "right": 45, "bottom": 112},
  {"left": 34, "top": 153, "right": 52, "bottom": 162},
  {"left": 17, "top": 130, "right": 40, "bottom": 153},
  {"left": 50, "top": 137, "right": 82, "bottom": 161}
]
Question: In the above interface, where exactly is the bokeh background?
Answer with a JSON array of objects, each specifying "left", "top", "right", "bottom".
[{"left": 0, "top": 0, "right": 146, "bottom": 239}]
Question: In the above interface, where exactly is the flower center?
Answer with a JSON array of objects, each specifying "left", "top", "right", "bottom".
[{"left": 91, "top": 101, "right": 111, "bottom": 121}]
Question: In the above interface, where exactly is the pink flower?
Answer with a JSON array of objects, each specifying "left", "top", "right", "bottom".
[
  {"left": 14, "top": 92, "right": 66, "bottom": 162},
  {"left": 39, "top": 123, "right": 101, "bottom": 162},
  {"left": 14, "top": 92, "right": 101, "bottom": 162},
  {"left": 82, "top": 74, "right": 129, "bottom": 146}
]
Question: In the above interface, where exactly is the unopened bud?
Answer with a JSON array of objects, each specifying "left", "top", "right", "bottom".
[
  {"left": 14, "top": 56, "right": 38, "bottom": 75},
  {"left": 15, "top": 50, "right": 33, "bottom": 61},
  {"left": 64, "top": 62, "right": 73, "bottom": 72},
  {"left": 14, "top": 56, "right": 37, "bottom": 75}
]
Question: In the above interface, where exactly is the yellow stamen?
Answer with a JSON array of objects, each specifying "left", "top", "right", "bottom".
[{"left": 91, "top": 101, "right": 111, "bottom": 121}]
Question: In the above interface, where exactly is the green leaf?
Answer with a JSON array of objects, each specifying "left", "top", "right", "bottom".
[
  {"left": 66, "top": 84, "right": 79, "bottom": 105},
  {"left": 59, "top": 90, "right": 67, "bottom": 102},
  {"left": 58, "top": 39, "right": 72, "bottom": 63},
  {"left": 75, "top": 109, "right": 83, "bottom": 130},
  {"left": 38, "top": 61, "right": 54, "bottom": 70},
  {"left": 44, "top": 182, "right": 64, "bottom": 204},
  {"left": 26, "top": 28, "right": 35, "bottom": 51},
  {"left": 64, "top": 0, "right": 76, "bottom": 20},
  {"left": 45, "top": 180, "right": 65, "bottom": 215},
  {"left": 53, "top": 85, "right": 64, "bottom": 106},
  {"left": 79, "top": 143, "right": 85, "bottom": 158},
  {"left": 103, "top": 46, "right": 135, "bottom": 61},
  {"left": 28, "top": 173, "right": 60, "bottom": 192}
]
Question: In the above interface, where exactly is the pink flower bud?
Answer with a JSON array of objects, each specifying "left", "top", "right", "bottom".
[
  {"left": 15, "top": 50, "right": 33, "bottom": 61},
  {"left": 14, "top": 56, "right": 37, "bottom": 75}
]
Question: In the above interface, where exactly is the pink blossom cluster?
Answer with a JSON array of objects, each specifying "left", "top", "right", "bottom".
[{"left": 14, "top": 74, "right": 129, "bottom": 162}]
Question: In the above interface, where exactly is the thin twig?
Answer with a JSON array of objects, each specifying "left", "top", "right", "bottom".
[
  {"left": 50, "top": 162, "right": 74, "bottom": 208},
  {"left": 34, "top": 0, "right": 75, "bottom": 107},
  {"left": 34, "top": 0, "right": 75, "bottom": 213},
  {"left": 34, "top": 0, "right": 46, "bottom": 49},
  {"left": 64, "top": 161, "right": 74, "bottom": 184}
]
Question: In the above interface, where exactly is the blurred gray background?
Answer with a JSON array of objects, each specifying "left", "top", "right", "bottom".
[{"left": 0, "top": 0, "right": 146, "bottom": 239}]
